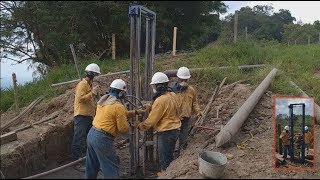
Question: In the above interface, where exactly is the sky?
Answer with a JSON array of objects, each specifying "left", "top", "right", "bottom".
[
  {"left": 1, "top": 58, "right": 34, "bottom": 89},
  {"left": 276, "top": 98, "right": 314, "bottom": 116},
  {"left": 221, "top": 1, "right": 320, "bottom": 24},
  {"left": 1, "top": 1, "right": 320, "bottom": 89}
]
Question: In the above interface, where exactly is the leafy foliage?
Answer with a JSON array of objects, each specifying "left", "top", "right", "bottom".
[
  {"left": 221, "top": 5, "right": 298, "bottom": 42},
  {"left": 1, "top": 1, "right": 227, "bottom": 70},
  {"left": 283, "top": 22, "right": 320, "bottom": 44}
]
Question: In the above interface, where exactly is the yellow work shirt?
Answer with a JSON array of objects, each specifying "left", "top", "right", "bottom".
[
  {"left": 305, "top": 131, "right": 313, "bottom": 144},
  {"left": 92, "top": 95, "right": 130, "bottom": 137},
  {"left": 175, "top": 86, "right": 201, "bottom": 119},
  {"left": 280, "top": 130, "right": 290, "bottom": 145},
  {"left": 138, "top": 92, "right": 181, "bottom": 132},
  {"left": 74, "top": 79, "right": 95, "bottom": 117}
]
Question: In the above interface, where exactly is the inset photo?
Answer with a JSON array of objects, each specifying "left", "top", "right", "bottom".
[{"left": 274, "top": 97, "right": 315, "bottom": 170}]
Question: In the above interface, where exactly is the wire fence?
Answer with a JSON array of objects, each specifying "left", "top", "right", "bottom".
[{"left": 216, "top": 24, "right": 320, "bottom": 46}]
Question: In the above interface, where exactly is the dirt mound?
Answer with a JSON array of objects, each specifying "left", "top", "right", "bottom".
[
  {"left": 160, "top": 83, "right": 254, "bottom": 179},
  {"left": 160, "top": 83, "right": 320, "bottom": 179},
  {"left": 0, "top": 73, "right": 130, "bottom": 178},
  {"left": 2, "top": 74, "right": 319, "bottom": 179}
]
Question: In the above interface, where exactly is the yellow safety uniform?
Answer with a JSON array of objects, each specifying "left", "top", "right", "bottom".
[
  {"left": 138, "top": 92, "right": 181, "bottom": 132},
  {"left": 74, "top": 79, "right": 96, "bottom": 117},
  {"left": 176, "top": 86, "right": 201, "bottom": 118},
  {"left": 305, "top": 131, "right": 313, "bottom": 144},
  {"left": 92, "top": 95, "right": 130, "bottom": 137},
  {"left": 280, "top": 130, "right": 290, "bottom": 145}
]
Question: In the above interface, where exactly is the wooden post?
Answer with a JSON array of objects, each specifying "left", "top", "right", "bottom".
[
  {"left": 295, "top": 39, "right": 297, "bottom": 45},
  {"left": 0, "top": 131, "right": 17, "bottom": 145},
  {"left": 112, "top": 33, "right": 116, "bottom": 60},
  {"left": 318, "top": 32, "right": 320, "bottom": 44},
  {"left": 172, "top": 27, "right": 177, "bottom": 56},
  {"left": 69, "top": 44, "right": 81, "bottom": 80},
  {"left": 308, "top": 36, "right": 310, "bottom": 45},
  {"left": 234, "top": 11, "right": 238, "bottom": 43},
  {"left": 245, "top": 26, "right": 248, "bottom": 40},
  {"left": 12, "top": 73, "right": 19, "bottom": 111},
  {"left": 216, "top": 108, "right": 219, "bottom": 118},
  {"left": 277, "top": 124, "right": 283, "bottom": 155}
]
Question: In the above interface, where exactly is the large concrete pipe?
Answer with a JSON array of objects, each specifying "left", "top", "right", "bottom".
[
  {"left": 164, "top": 64, "right": 266, "bottom": 77},
  {"left": 215, "top": 68, "right": 278, "bottom": 147},
  {"left": 289, "top": 80, "right": 320, "bottom": 124}
]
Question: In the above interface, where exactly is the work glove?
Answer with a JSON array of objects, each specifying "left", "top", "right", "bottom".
[
  {"left": 197, "top": 111, "right": 203, "bottom": 118},
  {"left": 135, "top": 109, "right": 146, "bottom": 115},
  {"left": 143, "top": 103, "right": 152, "bottom": 111},
  {"left": 92, "top": 85, "right": 100, "bottom": 96},
  {"left": 126, "top": 110, "right": 136, "bottom": 118},
  {"left": 133, "top": 119, "right": 141, "bottom": 128}
]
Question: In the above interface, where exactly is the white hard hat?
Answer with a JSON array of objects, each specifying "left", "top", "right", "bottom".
[
  {"left": 177, "top": 67, "right": 191, "bottom": 79},
  {"left": 284, "top": 126, "right": 289, "bottom": 130},
  {"left": 305, "top": 126, "right": 308, "bottom": 130},
  {"left": 85, "top": 63, "right": 101, "bottom": 74},
  {"left": 150, "top": 72, "right": 169, "bottom": 85},
  {"left": 110, "top": 79, "right": 126, "bottom": 91}
]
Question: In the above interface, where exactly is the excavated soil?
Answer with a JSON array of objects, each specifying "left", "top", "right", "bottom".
[
  {"left": 0, "top": 73, "right": 129, "bottom": 178},
  {"left": 1, "top": 74, "right": 319, "bottom": 179},
  {"left": 159, "top": 83, "right": 320, "bottom": 179}
]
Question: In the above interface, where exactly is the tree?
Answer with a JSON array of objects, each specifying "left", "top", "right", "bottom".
[
  {"left": 284, "top": 22, "right": 319, "bottom": 44},
  {"left": 253, "top": 5, "right": 274, "bottom": 16},
  {"left": 1, "top": 1, "right": 227, "bottom": 71},
  {"left": 0, "top": 1, "right": 40, "bottom": 64},
  {"left": 271, "top": 9, "right": 296, "bottom": 41},
  {"left": 313, "top": 20, "right": 320, "bottom": 31},
  {"left": 220, "top": 5, "right": 296, "bottom": 42}
]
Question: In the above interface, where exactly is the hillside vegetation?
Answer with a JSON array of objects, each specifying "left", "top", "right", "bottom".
[{"left": 1, "top": 40, "right": 320, "bottom": 112}]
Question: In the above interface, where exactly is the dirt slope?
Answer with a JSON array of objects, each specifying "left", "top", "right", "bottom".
[{"left": 159, "top": 83, "right": 320, "bottom": 179}]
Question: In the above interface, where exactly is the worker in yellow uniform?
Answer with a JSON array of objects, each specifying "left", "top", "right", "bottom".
[
  {"left": 134, "top": 72, "right": 181, "bottom": 175},
  {"left": 279, "top": 126, "right": 291, "bottom": 159},
  {"left": 71, "top": 63, "right": 101, "bottom": 166},
  {"left": 171, "top": 67, "right": 202, "bottom": 151},
  {"left": 304, "top": 126, "right": 313, "bottom": 155},
  {"left": 85, "top": 79, "right": 145, "bottom": 179}
]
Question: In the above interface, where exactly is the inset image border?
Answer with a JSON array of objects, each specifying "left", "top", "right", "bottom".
[{"left": 273, "top": 96, "right": 316, "bottom": 170}]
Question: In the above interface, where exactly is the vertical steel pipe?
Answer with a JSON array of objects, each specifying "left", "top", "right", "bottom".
[{"left": 301, "top": 104, "right": 305, "bottom": 163}]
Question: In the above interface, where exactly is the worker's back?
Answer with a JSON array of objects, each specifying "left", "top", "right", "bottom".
[
  {"left": 92, "top": 95, "right": 130, "bottom": 136},
  {"left": 138, "top": 91, "right": 181, "bottom": 132},
  {"left": 305, "top": 131, "right": 313, "bottom": 144},
  {"left": 153, "top": 91, "right": 181, "bottom": 132},
  {"left": 280, "top": 130, "right": 290, "bottom": 145},
  {"left": 174, "top": 85, "right": 200, "bottom": 118},
  {"left": 74, "top": 79, "right": 95, "bottom": 117}
]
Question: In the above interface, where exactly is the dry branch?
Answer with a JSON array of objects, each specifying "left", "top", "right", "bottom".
[
  {"left": 1, "top": 96, "right": 44, "bottom": 132},
  {"left": 189, "top": 77, "right": 227, "bottom": 136}
]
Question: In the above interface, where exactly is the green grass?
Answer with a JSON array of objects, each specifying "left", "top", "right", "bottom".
[
  {"left": 1, "top": 39, "right": 320, "bottom": 112},
  {"left": 158, "top": 39, "right": 320, "bottom": 103}
]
